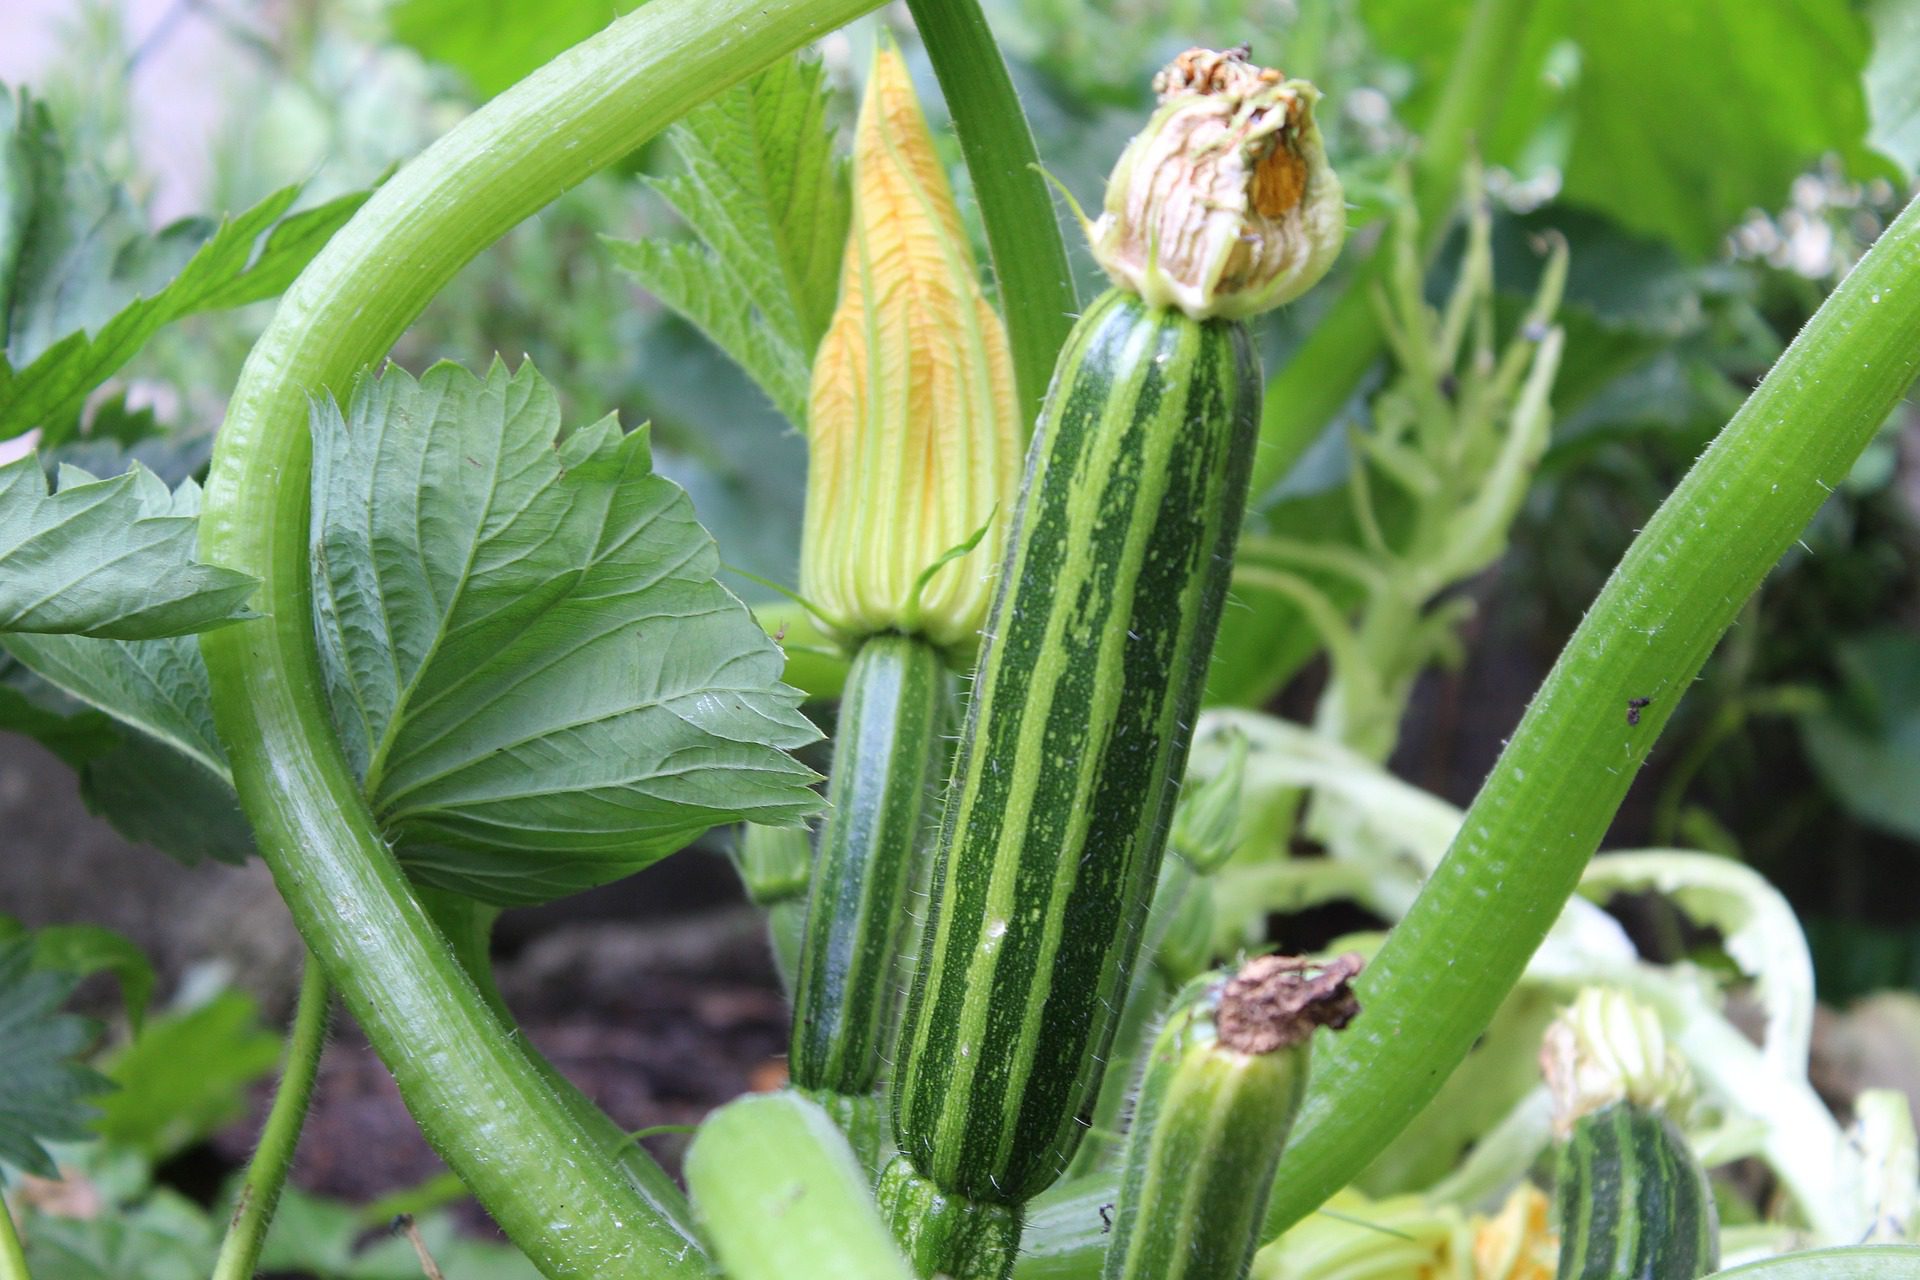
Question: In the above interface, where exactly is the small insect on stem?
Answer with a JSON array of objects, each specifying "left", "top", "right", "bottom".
[
  {"left": 1100, "top": 1203, "right": 1115, "bottom": 1233},
  {"left": 1626, "top": 696, "right": 1652, "bottom": 727}
]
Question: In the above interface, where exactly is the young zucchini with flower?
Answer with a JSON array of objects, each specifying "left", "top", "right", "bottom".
[
  {"left": 787, "top": 44, "right": 1021, "bottom": 1157},
  {"left": 880, "top": 46, "right": 1346, "bottom": 1278}
]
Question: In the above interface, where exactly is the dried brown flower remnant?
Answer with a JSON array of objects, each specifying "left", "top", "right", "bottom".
[
  {"left": 1216, "top": 952, "right": 1364, "bottom": 1055},
  {"left": 1088, "top": 46, "right": 1345, "bottom": 320}
]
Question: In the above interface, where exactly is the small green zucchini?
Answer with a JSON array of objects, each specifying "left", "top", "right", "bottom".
[
  {"left": 790, "top": 633, "right": 948, "bottom": 1099},
  {"left": 1104, "top": 955, "right": 1360, "bottom": 1280},
  {"left": 1555, "top": 1102, "right": 1719, "bottom": 1280},
  {"left": 890, "top": 284, "right": 1262, "bottom": 1212}
]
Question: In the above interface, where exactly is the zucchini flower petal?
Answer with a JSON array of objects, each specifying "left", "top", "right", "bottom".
[
  {"left": 1471, "top": 1184, "right": 1557, "bottom": 1280},
  {"left": 1541, "top": 986, "right": 1695, "bottom": 1135},
  {"left": 799, "top": 46, "right": 1019, "bottom": 653},
  {"left": 1090, "top": 46, "right": 1345, "bottom": 320}
]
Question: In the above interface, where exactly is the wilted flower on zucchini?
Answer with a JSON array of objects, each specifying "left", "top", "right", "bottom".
[
  {"left": 799, "top": 46, "right": 1018, "bottom": 654},
  {"left": 1541, "top": 986, "right": 1695, "bottom": 1135},
  {"left": 1090, "top": 46, "right": 1345, "bottom": 320}
]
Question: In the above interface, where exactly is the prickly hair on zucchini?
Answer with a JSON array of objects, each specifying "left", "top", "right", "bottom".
[{"left": 882, "top": 45, "right": 1345, "bottom": 1276}]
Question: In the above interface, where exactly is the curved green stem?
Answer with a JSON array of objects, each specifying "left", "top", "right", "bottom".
[
  {"left": 0, "top": 1194, "right": 28, "bottom": 1280},
  {"left": 415, "top": 886, "right": 702, "bottom": 1248},
  {"left": 1261, "top": 192, "right": 1920, "bottom": 1238},
  {"left": 211, "top": 955, "right": 330, "bottom": 1280},
  {"left": 906, "top": 0, "right": 1079, "bottom": 434},
  {"left": 195, "top": 2, "right": 885, "bottom": 1275}
]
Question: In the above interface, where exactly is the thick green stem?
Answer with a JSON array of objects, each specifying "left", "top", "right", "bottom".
[
  {"left": 195, "top": 2, "right": 884, "bottom": 1275},
  {"left": 906, "top": 0, "right": 1079, "bottom": 434},
  {"left": 1261, "top": 192, "right": 1920, "bottom": 1239},
  {"left": 0, "top": 1194, "right": 28, "bottom": 1280},
  {"left": 1246, "top": 0, "right": 1535, "bottom": 501},
  {"left": 688, "top": 1094, "right": 916, "bottom": 1280},
  {"left": 415, "top": 886, "right": 702, "bottom": 1250},
  {"left": 210, "top": 955, "right": 330, "bottom": 1280}
]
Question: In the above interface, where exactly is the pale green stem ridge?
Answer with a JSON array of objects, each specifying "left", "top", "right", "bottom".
[
  {"left": 212, "top": 954, "right": 331, "bottom": 1280},
  {"left": 1262, "top": 192, "right": 1920, "bottom": 1239},
  {"left": 195, "top": 1, "right": 885, "bottom": 1275}
]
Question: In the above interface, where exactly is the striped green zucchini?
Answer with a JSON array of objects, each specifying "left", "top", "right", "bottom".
[
  {"left": 1102, "top": 956, "right": 1356, "bottom": 1280},
  {"left": 1556, "top": 1102, "right": 1719, "bottom": 1280},
  {"left": 890, "top": 285, "right": 1262, "bottom": 1218},
  {"left": 791, "top": 634, "right": 948, "bottom": 1106}
]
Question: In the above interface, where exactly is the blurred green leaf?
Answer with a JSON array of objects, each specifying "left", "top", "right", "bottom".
[
  {"left": 387, "top": 0, "right": 643, "bottom": 99},
  {"left": 1361, "top": 0, "right": 1875, "bottom": 257},
  {"left": 1561, "top": 0, "right": 1875, "bottom": 255},
  {"left": 1866, "top": 0, "right": 1920, "bottom": 175},
  {"left": 23, "top": 926, "right": 154, "bottom": 1033},
  {"left": 93, "top": 991, "right": 280, "bottom": 1161},
  {"left": 0, "top": 937, "right": 107, "bottom": 1182},
  {"left": 0, "top": 457, "right": 255, "bottom": 639},
  {"left": 262, "top": 1187, "right": 540, "bottom": 1280},
  {"left": 310, "top": 359, "right": 821, "bottom": 905},
  {"left": 0, "top": 87, "right": 367, "bottom": 441},
  {"left": 21, "top": 1188, "right": 215, "bottom": 1280},
  {"left": 1801, "top": 630, "right": 1920, "bottom": 842},
  {"left": 607, "top": 53, "right": 849, "bottom": 429}
]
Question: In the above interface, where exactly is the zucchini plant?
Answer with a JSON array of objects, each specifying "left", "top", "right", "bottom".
[{"left": 4, "top": 3, "right": 1920, "bottom": 1280}]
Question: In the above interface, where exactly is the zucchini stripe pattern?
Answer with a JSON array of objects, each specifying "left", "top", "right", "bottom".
[
  {"left": 892, "top": 286, "right": 1262, "bottom": 1206},
  {"left": 791, "top": 633, "right": 948, "bottom": 1097},
  {"left": 1555, "top": 1102, "right": 1718, "bottom": 1280}
]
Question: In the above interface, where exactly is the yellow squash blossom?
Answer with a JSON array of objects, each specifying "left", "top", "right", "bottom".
[{"left": 799, "top": 45, "right": 1018, "bottom": 654}]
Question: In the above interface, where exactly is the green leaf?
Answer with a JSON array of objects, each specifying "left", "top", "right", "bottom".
[
  {"left": 310, "top": 359, "right": 821, "bottom": 905},
  {"left": 1, "top": 628, "right": 254, "bottom": 866},
  {"left": 260, "top": 1187, "right": 541, "bottom": 1280},
  {"left": 1708, "top": 1246, "right": 1920, "bottom": 1278},
  {"left": 1359, "top": 0, "right": 1875, "bottom": 257},
  {"left": 26, "top": 926, "right": 154, "bottom": 1034},
  {"left": 388, "top": 0, "right": 643, "bottom": 100},
  {"left": 1801, "top": 630, "right": 1920, "bottom": 842},
  {"left": 0, "top": 937, "right": 107, "bottom": 1182},
  {"left": 1561, "top": 0, "right": 1875, "bottom": 254},
  {"left": 607, "top": 53, "right": 849, "bottom": 428},
  {"left": 1867, "top": 0, "right": 1920, "bottom": 176},
  {"left": 21, "top": 1187, "right": 216, "bottom": 1280},
  {"left": 92, "top": 990, "right": 281, "bottom": 1161},
  {"left": 0, "top": 87, "right": 368, "bottom": 441},
  {"left": 0, "top": 456, "right": 255, "bottom": 638}
]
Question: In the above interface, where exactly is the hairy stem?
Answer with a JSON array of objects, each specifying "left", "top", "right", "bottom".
[
  {"left": 195, "top": 1, "right": 885, "bottom": 1275},
  {"left": 210, "top": 955, "right": 330, "bottom": 1280},
  {"left": 416, "top": 886, "right": 702, "bottom": 1247},
  {"left": 906, "top": 0, "right": 1079, "bottom": 434},
  {"left": 1262, "top": 191, "right": 1920, "bottom": 1238}
]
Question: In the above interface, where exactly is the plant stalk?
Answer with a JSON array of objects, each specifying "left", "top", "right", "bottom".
[
  {"left": 905, "top": 0, "right": 1079, "bottom": 434},
  {"left": 210, "top": 954, "right": 331, "bottom": 1280},
  {"left": 195, "top": 1, "right": 885, "bottom": 1275},
  {"left": 414, "top": 886, "right": 703, "bottom": 1248},
  {"left": 1261, "top": 190, "right": 1920, "bottom": 1239}
]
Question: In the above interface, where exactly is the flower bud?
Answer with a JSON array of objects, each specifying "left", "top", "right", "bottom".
[
  {"left": 800, "top": 47, "right": 1019, "bottom": 653},
  {"left": 1540, "top": 987, "right": 1694, "bottom": 1136},
  {"left": 1089, "top": 46, "right": 1346, "bottom": 320},
  {"left": 1170, "top": 728, "right": 1249, "bottom": 872}
]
